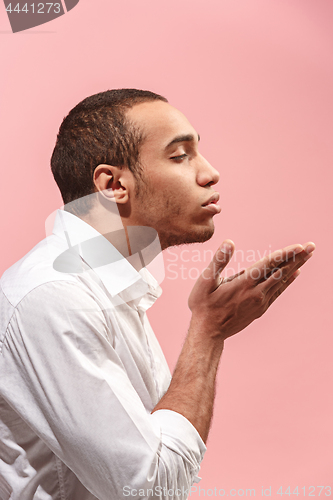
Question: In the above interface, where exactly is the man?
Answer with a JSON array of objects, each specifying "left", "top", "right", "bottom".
[{"left": 0, "top": 89, "right": 315, "bottom": 500}]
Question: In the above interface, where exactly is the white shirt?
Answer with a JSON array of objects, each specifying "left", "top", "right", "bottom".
[{"left": 0, "top": 210, "right": 206, "bottom": 500}]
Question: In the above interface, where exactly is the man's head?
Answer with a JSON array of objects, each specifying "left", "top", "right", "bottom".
[
  {"left": 51, "top": 89, "right": 167, "bottom": 213},
  {"left": 51, "top": 89, "right": 220, "bottom": 249}
]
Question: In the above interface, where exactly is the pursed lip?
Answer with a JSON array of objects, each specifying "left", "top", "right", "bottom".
[{"left": 202, "top": 192, "right": 220, "bottom": 207}]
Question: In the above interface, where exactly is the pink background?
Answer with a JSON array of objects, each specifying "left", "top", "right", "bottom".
[{"left": 1, "top": 0, "right": 332, "bottom": 496}]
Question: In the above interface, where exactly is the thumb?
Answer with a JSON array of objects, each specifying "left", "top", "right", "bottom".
[
  {"left": 200, "top": 240, "right": 235, "bottom": 291},
  {"left": 188, "top": 240, "right": 235, "bottom": 311}
]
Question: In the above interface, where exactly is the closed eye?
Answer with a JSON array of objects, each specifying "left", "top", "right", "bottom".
[{"left": 170, "top": 154, "right": 188, "bottom": 162}]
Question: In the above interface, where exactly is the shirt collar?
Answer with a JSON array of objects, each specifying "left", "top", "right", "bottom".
[{"left": 51, "top": 209, "right": 162, "bottom": 304}]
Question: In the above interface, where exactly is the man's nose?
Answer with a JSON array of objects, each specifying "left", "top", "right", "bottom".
[{"left": 197, "top": 154, "right": 220, "bottom": 187}]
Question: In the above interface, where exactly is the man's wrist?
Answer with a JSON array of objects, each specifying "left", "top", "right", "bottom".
[{"left": 189, "top": 314, "right": 225, "bottom": 347}]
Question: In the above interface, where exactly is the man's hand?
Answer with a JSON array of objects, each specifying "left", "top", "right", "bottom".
[
  {"left": 154, "top": 240, "right": 315, "bottom": 442},
  {"left": 188, "top": 240, "right": 316, "bottom": 340}
]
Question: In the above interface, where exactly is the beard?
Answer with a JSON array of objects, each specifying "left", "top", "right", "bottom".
[
  {"left": 157, "top": 225, "right": 215, "bottom": 250},
  {"left": 134, "top": 173, "right": 216, "bottom": 250}
]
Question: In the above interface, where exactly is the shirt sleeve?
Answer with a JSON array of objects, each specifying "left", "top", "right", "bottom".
[{"left": 0, "top": 281, "right": 206, "bottom": 500}]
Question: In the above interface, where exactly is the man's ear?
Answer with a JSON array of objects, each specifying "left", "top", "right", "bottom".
[{"left": 93, "top": 164, "right": 134, "bottom": 204}]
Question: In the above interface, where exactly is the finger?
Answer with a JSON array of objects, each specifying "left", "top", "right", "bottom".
[
  {"left": 303, "top": 241, "right": 316, "bottom": 254},
  {"left": 273, "top": 242, "right": 316, "bottom": 274},
  {"left": 247, "top": 241, "right": 316, "bottom": 285},
  {"left": 262, "top": 249, "right": 310, "bottom": 285},
  {"left": 245, "top": 244, "right": 304, "bottom": 284},
  {"left": 222, "top": 269, "right": 245, "bottom": 284},
  {"left": 265, "top": 241, "right": 315, "bottom": 289},
  {"left": 267, "top": 269, "right": 301, "bottom": 307},
  {"left": 264, "top": 249, "right": 313, "bottom": 300},
  {"left": 199, "top": 240, "right": 235, "bottom": 291}
]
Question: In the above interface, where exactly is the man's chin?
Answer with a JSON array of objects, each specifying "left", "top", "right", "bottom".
[{"left": 160, "top": 226, "right": 215, "bottom": 250}]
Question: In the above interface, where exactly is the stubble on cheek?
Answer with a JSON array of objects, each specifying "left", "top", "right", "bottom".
[{"left": 134, "top": 177, "right": 215, "bottom": 248}]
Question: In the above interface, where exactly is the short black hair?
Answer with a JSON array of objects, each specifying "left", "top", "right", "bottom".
[{"left": 51, "top": 89, "right": 168, "bottom": 213}]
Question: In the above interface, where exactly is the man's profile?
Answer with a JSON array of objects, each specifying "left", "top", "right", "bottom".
[{"left": 0, "top": 89, "right": 315, "bottom": 500}]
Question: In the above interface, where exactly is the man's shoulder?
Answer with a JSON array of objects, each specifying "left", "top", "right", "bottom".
[{"left": 0, "top": 236, "right": 78, "bottom": 309}]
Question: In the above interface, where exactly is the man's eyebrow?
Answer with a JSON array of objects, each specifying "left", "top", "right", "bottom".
[{"left": 165, "top": 133, "right": 200, "bottom": 149}]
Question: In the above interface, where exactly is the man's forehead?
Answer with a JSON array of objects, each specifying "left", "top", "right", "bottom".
[{"left": 127, "top": 101, "right": 197, "bottom": 146}]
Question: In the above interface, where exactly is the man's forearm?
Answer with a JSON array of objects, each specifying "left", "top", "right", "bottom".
[{"left": 152, "top": 315, "right": 224, "bottom": 443}]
